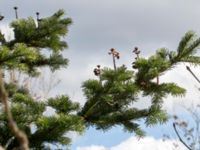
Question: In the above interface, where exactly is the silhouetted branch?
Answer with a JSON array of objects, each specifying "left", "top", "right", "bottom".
[
  {"left": 186, "top": 66, "right": 200, "bottom": 84},
  {"left": 173, "top": 122, "right": 192, "bottom": 150}
]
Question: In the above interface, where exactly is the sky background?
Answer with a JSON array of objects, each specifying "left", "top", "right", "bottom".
[{"left": 1, "top": 0, "right": 200, "bottom": 150}]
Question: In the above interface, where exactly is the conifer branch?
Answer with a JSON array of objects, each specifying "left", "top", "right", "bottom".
[
  {"left": 0, "top": 69, "right": 29, "bottom": 150},
  {"left": 177, "top": 31, "right": 195, "bottom": 55},
  {"left": 81, "top": 31, "right": 200, "bottom": 135},
  {"left": 0, "top": 9, "right": 80, "bottom": 149}
]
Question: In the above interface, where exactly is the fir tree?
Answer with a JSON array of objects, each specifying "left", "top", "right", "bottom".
[{"left": 0, "top": 9, "right": 84, "bottom": 150}]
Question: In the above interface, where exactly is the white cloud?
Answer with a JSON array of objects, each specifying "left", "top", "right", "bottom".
[
  {"left": 77, "top": 136, "right": 187, "bottom": 150},
  {"left": 0, "top": 24, "right": 14, "bottom": 41},
  {"left": 77, "top": 145, "right": 107, "bottom": 150},
  {"left": 160, "top": 64, "right": 200, "bottom": 113}
]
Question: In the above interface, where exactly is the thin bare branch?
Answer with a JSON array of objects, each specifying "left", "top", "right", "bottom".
[
  {"left": 0, "top": 69, "right": 29, "bottom": 150},
  {"left": 186, "top": 66, "right": 200, "bottom": 84},
  {"left": 173, "top": 123, "right": 192, "bottom": 150}
]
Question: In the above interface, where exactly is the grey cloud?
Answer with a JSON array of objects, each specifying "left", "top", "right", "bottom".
[
  {"left": 1, "top": 0, "right": 200, "bottom": 105},
  {"left": 1, "top": 0, "right": 200, "bottom": 53},
  {"left": 65, "top": 0, "right": 200, "bottom": 56}
]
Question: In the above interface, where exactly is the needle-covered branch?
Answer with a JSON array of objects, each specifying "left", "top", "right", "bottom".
[
  {"left": 0, "top": 9, "right": 81, "bottom": 149},
  {"left": 80, "top": 31, "right": 200, "bottom": 136}
]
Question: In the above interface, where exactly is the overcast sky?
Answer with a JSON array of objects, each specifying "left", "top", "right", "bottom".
[{"left": 1, "top": 1, "right": 200, "bottom": 150}]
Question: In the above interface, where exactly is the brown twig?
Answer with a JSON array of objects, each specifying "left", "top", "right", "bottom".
[
  {"left": 109, "top": 48, "right": 120, "bottom": 71},
  {"left": 173, "top": 123, "right": 192, "bottom": 150},
  {"left": 186, "top": 66, "right": 200, "bottom": 84},
  {"left": 156, "top": 76, "right": 159, "bottom": 85},
  {"left": 14, "top": 7, "right": 18, "bottom": 19},
  {"left": 0, "top": 69, "right": 29, "bottom": 150}
]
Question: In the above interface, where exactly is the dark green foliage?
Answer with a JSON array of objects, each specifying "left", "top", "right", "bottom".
[
  {"left": 0, "top": 84, "right": 84, "bottom": 149},
  {"left": 48, "top": 95, "right": 80, "bottom": 114},
  {"left": 80, "top": 31, "right": 200, "bottom": 136},
  {"left": 1, "top": 9, "right": 71, "bottom": 76},
  {"left": 0, "top": 31, "right": 5, "bottom": 44},
  {"left": 0, "top": 10, "right": 85, "bottom": 149},
  {"left": 9, "top": 9, "right": 71, "bottom": 52}
]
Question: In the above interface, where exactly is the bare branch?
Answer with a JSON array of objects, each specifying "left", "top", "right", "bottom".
[
  {"left": 173, "top": 122, "right": 192, "bottom": 150},
  {"left": 186, "top": 66, "right": 200, "bottom": 84},
  {"left": 0, "top": 69, "right": 29, "bottom": 150}
]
